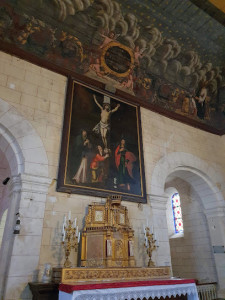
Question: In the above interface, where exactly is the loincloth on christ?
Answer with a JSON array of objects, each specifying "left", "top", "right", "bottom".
[{"left": 92, "top": 121, "right": 110, "bottom": 135}]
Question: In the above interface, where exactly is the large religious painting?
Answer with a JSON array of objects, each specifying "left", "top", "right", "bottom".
[{"left": 57, "top": 79, "right": 146, "bottom": 203}]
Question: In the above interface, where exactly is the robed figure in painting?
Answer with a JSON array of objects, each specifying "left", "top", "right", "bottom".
[
  {"left": 115, "top": 139, "right": 136, "bottom": 191},
  {"left": 72, "top": 129, "right": 92, "bottom": 184},
  {"left": 194, "top": 83, "right": 208, "bottom": 120}
]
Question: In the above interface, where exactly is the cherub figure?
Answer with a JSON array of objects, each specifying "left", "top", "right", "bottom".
[
  {"left": 99, "top": 31, "right": 119, "bottom": 49},
  {"left": 93, "top": 95, "right": 120, "bottom": 148},
  {"left": 120, "top": 73, "right": 134, "bottom": 91},
  {"left": 134, "top": 45, "right": 146, "bottom": 66},
  {"left": 89, "top": 58, "right": 105, "bottom": 78}
]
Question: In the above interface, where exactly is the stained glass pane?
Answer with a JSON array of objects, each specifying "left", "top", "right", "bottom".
[
  {"left": 174, "top": 207, "right": 182, "bottom": 218},
  {"left": 175, "top": 219, "right": 183, "bottom": 232},
  {"left": 172, "top": 193, "right": 180, "bottom": 206},
  {"left": 171, "top": 193, "right": 183, "bottom": 233}
]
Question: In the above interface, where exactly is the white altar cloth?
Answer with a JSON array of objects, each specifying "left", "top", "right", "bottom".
[{"left": 59, "top": 282, "right": 199, "bottom": 300}]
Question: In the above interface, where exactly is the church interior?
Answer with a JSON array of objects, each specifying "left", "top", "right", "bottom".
[{"left": 0, "top": 0, "right": 225, "bottom": 299}]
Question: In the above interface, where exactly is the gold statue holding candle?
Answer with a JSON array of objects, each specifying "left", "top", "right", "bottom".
[
  {"left": 62, "top": 212, "right": 80, "bottom": 268},
  {"left": 144, "top": 225, "right": 158, "bottom": 267}
]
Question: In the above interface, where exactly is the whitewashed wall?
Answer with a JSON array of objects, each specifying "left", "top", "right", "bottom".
[{"left": 0, "top": 51, "right": 225, "bottom": 299}]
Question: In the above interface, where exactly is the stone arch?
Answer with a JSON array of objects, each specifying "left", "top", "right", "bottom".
[
  {"left": 165, "top": 171, "right": 219, "bottom": 284},
  {"left": 0, "top": 97, "right": 48, "bottom": 177},
  {"left": 0, "top": 125, "right": 24, "bottom": 175},
  {"left": 0, "top": 98, "right": 50, "bottom": 299},
  {"left": 151, "top": 152, "right": 225, "bottom": 210},
  {"left": 151, "top": 152, "right": 225, "bottom": 295}
]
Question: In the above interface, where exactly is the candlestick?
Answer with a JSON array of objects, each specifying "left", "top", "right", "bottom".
[
  {"left": 61, "top": 217, "right": 80, "bottom": 268},
  {"left": 144, "top": 226, "right": 158, "bottom": 267}
]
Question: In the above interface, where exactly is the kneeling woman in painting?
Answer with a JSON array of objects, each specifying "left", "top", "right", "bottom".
[{"left": 90, "top": 145, "right": 109, "bottom": 183}]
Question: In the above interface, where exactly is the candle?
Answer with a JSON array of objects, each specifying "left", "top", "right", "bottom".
[
  {"left": 76, "top": 225, "right": 79, "bottom": 237},
  {"left": 68, "top": 211, "right": 71, "bottom": 220},
  {"left": 62, "top": 233, "right": 65, "bottom": 242},
  {"left": 145, "top": 236, "right": 148, "bottom": 248},
  {"left": 143, "top": 225, "right": 146, "bottom": 238},
  {"left": 78, "top": 231, "right": 80, "bottom": 243},
  {"left": 63, "top": 215, "right": 67, "bottom": 223},
  {"left": 62, "top": 216, "right": 66, "bottom": 234},
  {"left": 74, "top": 217, "right": 77, "bottom": 228}
]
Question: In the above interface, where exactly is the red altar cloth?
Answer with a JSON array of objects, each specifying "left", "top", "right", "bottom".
[{"left": 59, "top": 279, "right": 196, "bottom": 294}]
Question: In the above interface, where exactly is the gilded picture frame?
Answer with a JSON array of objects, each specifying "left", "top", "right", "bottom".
[{"left": 57, "top": 78, "right": 146, "bottom": 203}]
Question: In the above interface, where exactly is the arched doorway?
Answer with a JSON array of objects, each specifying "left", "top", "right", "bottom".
[
  {"left": 0, "top": 126, "right": 25, "bottom": 298},
  {"left": 0, "top": 98, "right": 51, "bottom": 299},
  {"left": 165, "top": 171, "right": 218, "bottom": 284},
  {"left": 150, "top": 152, "right": 225, "bottom": 297}
]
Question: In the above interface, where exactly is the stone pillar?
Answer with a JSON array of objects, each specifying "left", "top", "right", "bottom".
[
  {"left": 150, "top": 194, "right": 172, "bottom": 268},
  {"left": 204, "top": 207, "right": 225, "bottom": 298},
  {"left": 0, "top": 175, "right": 21, "bottom": 299},
  {"left": 2, "top": 173, "right": 51, "bottom": 300}
]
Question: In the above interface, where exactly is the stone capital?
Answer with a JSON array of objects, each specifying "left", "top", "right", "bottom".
[
  {"left": 8, "top": 175, "right": 22, "bottom": 194},
  {"left": 204, "top": 207, "right": 225, "bottom": 218},
  {"left": 148, "top": 194, "right": 168, "bottom": 210},
  {"left": 8, "top": 173, "right": 52, "bottom": 195}
]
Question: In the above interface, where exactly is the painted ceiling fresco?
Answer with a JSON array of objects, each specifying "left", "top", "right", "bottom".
[
  {"left": 209, "top": 0, "right": 225, "bottom": 13},
  {"left": 1, "top": 0, "right": 225, "bottom": 132}
]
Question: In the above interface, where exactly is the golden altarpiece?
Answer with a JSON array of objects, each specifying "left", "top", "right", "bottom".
[
  {"left": 53, "top": 195, "right": 170, "bottom": 284},
  {"left": 81, "top": 195, "right": 135, "bottom": 268}
]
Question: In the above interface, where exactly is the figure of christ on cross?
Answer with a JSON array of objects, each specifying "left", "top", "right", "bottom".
[{"left": 92, "top": 95, "right": 120, "bottom": 149}]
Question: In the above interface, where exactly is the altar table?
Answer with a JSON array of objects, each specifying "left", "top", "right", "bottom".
[{"left": 59, "top": 278, "right": 199, "bottom": 300}]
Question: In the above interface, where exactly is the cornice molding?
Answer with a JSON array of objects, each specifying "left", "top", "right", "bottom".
[
  {"left": 8, "top": 173, "right": 52, "bottom": 194},
  {"left": 148, "top": 194, "right": 168, "bottom": 210},
  {"left": 204, "top": 207, "right": 225, "bottom": 218}
]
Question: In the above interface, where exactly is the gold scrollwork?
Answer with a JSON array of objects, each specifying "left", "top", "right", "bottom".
[
  {"left": 61, "top": 267, "right": 171, "bottom": 283},
  {"left": 100, "top": 42, "right": 134, "bottom": 78}
]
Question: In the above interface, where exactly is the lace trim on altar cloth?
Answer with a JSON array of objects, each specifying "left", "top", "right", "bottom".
[{"left": 59, "top": 283, "right": 199, "bottom": 300}]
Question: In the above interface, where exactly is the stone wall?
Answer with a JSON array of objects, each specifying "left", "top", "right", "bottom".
[{"left": 0, "top": 50, "right": 225, "bottom": 299}]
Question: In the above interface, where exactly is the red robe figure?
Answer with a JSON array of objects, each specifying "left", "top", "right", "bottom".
[
  {"left": 90, "top": 145, "right": 109, "bottom": 183},
  {"left": 115, "top": 139, "right": 136, "bottom": 191}
]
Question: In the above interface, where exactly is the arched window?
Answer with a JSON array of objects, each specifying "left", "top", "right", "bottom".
[{"left": 171, "top": 193, "right": 183, "bottom": 233}]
